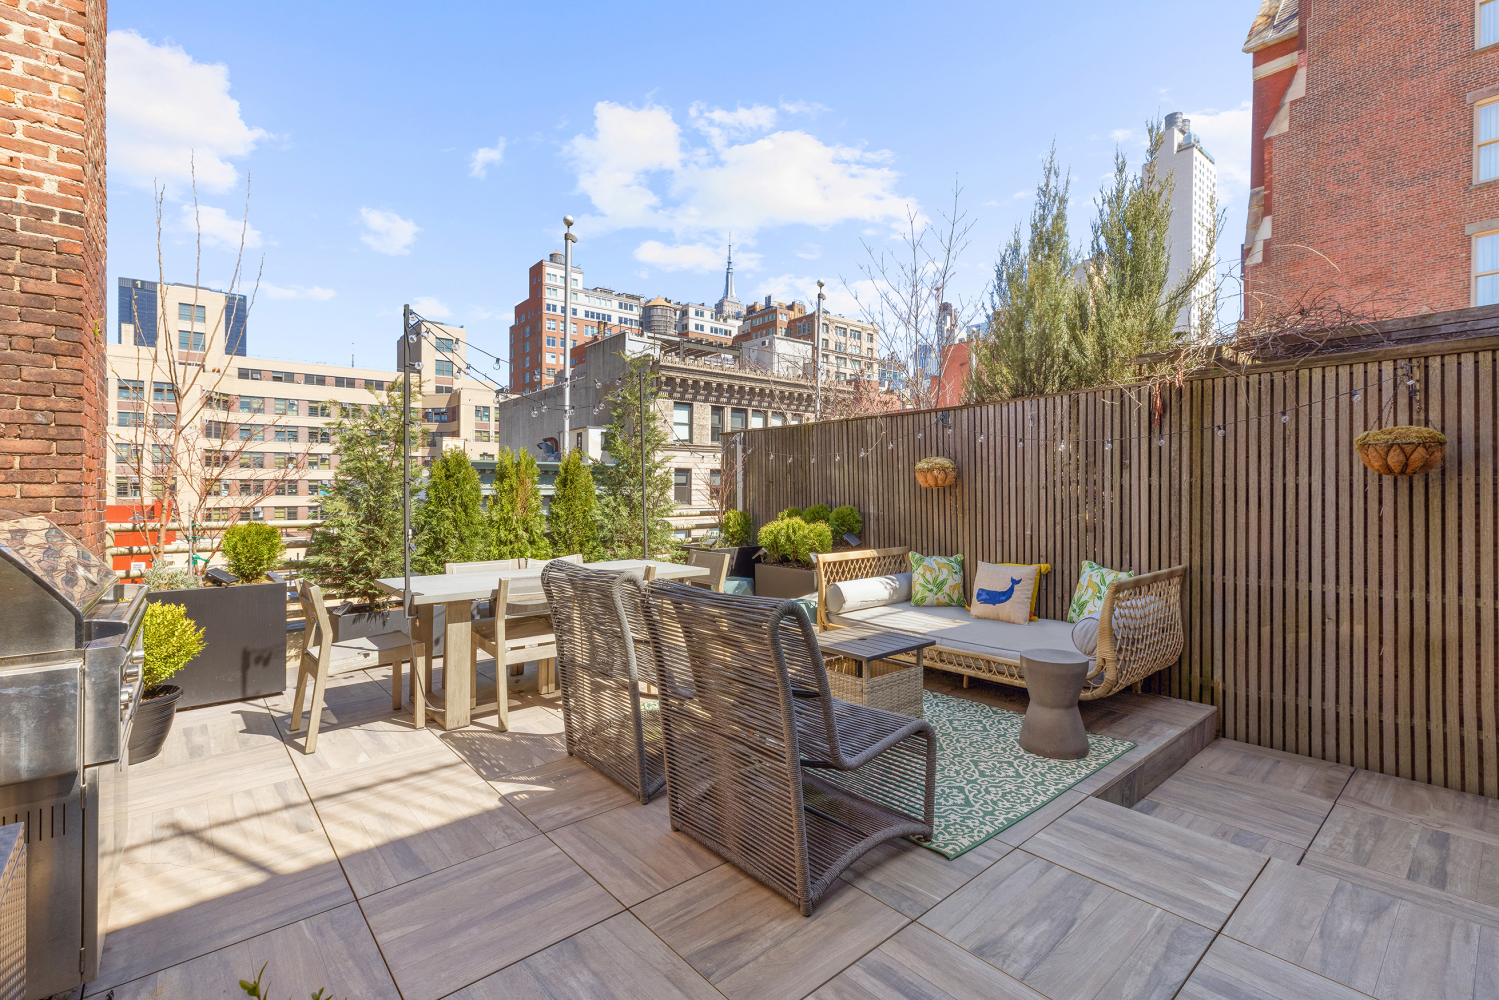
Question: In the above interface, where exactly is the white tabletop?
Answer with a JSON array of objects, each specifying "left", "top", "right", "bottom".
[{"left": 376, "top": 559, "right": 707, "bottom": 605}]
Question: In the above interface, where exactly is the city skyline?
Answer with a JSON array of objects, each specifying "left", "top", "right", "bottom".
[{"left": 104, "top": 0, "right": 1256, "bottom": 372}]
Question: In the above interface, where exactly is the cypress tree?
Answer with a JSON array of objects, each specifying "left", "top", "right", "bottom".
[
  {"left": 486, "top": 448, "right": 525, "bottom": 559},
  {"left": 514, "top": 448, "right": 552, "bottom": 559},
  {"left": 548, "top": 448, "right": 600, "bottom": 558},
  {"left": 412, "top": 447, "right": 487, "bottom": 574},
  {"left": 595, "top": 352, "right": 676, "bottom": 559}
]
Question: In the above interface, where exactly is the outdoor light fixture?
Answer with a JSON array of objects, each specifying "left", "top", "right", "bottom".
[
  {"left": 754, "top": 548, "right": 769, "bottom": 561},
  {"left": 842, "top": 533, "right": 862, "bottom": 547}
]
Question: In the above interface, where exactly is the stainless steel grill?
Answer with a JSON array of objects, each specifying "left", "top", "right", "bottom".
[{"left": 0, "top": 512, "right": 144, "bottom": 999}]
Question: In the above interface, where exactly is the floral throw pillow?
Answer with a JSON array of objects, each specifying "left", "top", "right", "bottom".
[
  {"left": 1067, "top": 560, "right": 1134, "bottom": 622},
  {"left": 910, "top": 552, "right": 965, "bottom": 607}
]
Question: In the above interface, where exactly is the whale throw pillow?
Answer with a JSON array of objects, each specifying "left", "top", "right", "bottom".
[{"left": 970, "top": 561, "right": 1041, "bottom": 624}]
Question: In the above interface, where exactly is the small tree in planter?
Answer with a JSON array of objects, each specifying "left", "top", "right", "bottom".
[
  {"left": 754, "top": 516, "right": 832, "bottom": 598},
  {"left": 488, "top": 447, "right": 552, "bottom": 560},
  {"left": 221, "top": 522, "right": 285, "bottom": 582},
  {"left": 129, "top": 602, "right": 206, "bottom": 763},
  {"left": 414, "top": 448, "right": 487, "bottom": 573},
  {"left": 720, "top": 510, "right": 753, "bottom": 547},
  {"left": 596, "top": 353, "right": 677, "bottom": 560},
  {"left": 549, "top": 449, "right": 600, "bottom": 558},
  {"left": 829, "top": 505, "right": 863, "bottom": 542}
]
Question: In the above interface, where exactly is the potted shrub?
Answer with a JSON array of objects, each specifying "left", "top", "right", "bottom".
[
  {"left": 145, "top": 522, "right": 290, "bottom": 708},
  {"left": 712, "top": 509, "right": 760, "bottom": 577},
  {"left": 828, "top": 504, "right": 864, "bottom": 545},
  {"left": 128, "top": 601, "right": 205, "bottom": 763},
  {"left": 754, "top": 514, "right": 832, "bottom": 599}
]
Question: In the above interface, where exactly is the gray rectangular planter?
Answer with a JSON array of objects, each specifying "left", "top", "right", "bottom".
[
  {"left": 329, "top": 604, "right": 409, "bottom": 644},
  {"left": 147, "top": 581, "right": 287, "bottom": 709},
  {"left": 754, "top": 563, "right": 817, "bottom": 599}
]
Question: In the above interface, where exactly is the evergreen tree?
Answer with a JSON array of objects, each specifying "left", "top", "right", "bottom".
[
  {"left": 302, "top": 379, "right": 423, "bottom": 605},
  {"left": 412, "top": 447, "right": 487, "bottom": 574},
  {"left": 548, "top": 448, "right": 600, "bottom": 558},
  {"left": 967, "top": 145, "right": 1082, "bottom": 402},
  {"left": 486, "top": 449, "right": 525, "bottom": 559},
  {"left": 596, "top": 353, "right": 676, "bottom": 559},
  {"left": 514, "top": 448, "right": 552, "bottom": 559}
]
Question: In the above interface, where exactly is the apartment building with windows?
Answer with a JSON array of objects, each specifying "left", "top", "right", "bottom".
[
  {"left": 507, "top": 252, "right": 644, "bottom": 391},
  {"left": 1152, "top": 112, "right": 1218, "bottom": 335},
  {"left": 492, "top": 330, "right": 818, "bottom": 540},
  {"left": 1241, "top": 0, "right": 1499, "bottom": 322},
  {"left": 786, "top": 310, "right": 886, "bottom": 385},
  {"left": 734, "top": 295, "right": 808, "bottom": 344},
  {"left": 107, "top": 279, "right": 497, "bottom": 575}
]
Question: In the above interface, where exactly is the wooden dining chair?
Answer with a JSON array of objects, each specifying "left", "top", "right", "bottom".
[
  {"left": 685, "top": 548, "right": 731, "bottom": 593},
  {"left": 468, "top": 577, "right": 559, "bottom": 730},
  {"left": 289, "top": 579, "right": 334, "bottom": 753}
]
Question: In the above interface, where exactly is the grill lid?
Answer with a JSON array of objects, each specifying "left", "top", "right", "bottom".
[{"left": 0, "top": 510, "right": 115, "bottom": 655}]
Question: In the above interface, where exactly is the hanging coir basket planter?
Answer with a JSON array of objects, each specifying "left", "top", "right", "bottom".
[
  {"left": 1355, "top": 426, "right": 1446, "bottom": 476},
  {"left": 914, "top": 456, "right": 957, "bottom": 488}
]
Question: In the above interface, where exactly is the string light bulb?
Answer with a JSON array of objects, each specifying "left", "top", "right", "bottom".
[
  {"left": 1216, "top": 425, "right": 1225, "bottom": 437},
  {"left": 917, "top": 431, "right": 923, "bottom": 440},
  {"left": 977, "top": 433, "right": 985, "bottom": 444},
  {"left": 1352, "top": 390, "right": 1361, "bottom": 401},
  {"left": 1104, "top": 440, "right": 1112, "bottom": 451},
  {"left": 1281, "top": 411, "right": 1289, "bottom": 423},
  {"left": 1158, "top": 436, "right": 1165, "bottom": 446}
]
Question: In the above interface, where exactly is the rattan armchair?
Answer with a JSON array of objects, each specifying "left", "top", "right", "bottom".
[
  {"left": 643, "top": 581, "right": 936, "bottom": 916},
  {"left": 541, "top": 560, "right": 665, "bottom": 804}
]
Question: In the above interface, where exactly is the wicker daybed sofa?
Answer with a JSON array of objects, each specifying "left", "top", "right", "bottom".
[{"left": 814, "top": 547, "right": 1186, "bottom": 701}]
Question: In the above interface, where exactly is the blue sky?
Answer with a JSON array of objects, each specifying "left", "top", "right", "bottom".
[{"left": 107, "top": 0, "right": 1259, "bottom": 372}]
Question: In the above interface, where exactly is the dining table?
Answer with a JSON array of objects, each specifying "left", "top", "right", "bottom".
[{"left": 376, "top": 558, "right": 708, "bottom": 730}]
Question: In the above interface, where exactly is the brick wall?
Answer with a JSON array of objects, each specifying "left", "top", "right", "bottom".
[
  {"left": 0, "top": 0, "right": 107, "bottom": 553},
  {"left": 1245, "top": 1, "right": 1499, "bottom": 323}
]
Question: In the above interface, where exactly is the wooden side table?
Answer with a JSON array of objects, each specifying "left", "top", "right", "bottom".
[{"left": 815, "top": 627, "right": 934, "bottom": 718}]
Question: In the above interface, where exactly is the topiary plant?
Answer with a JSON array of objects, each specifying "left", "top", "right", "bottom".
[
  {"left": 779, "top": 506, "right": 803, "bottom": 521},
  {"left": 802, "top": 503, "right": 831, "bottom": 524},
  {"left": 829, "top": 505, "right": 863, "bottom": 539},
  {"left": 221, "top": 522, "right": 285, "bottom": 583},
  {"left": 757, "top": 516, "right": 830, "bottom": 568},
  {"left": 721, "top": 509, "right": 754, "bottom": 547},
  {"left": 142, "top": 602, "right": 206, "bottom": 695},
  {"left": 757, "top": 518, "right": 791, "bottom": 563}
]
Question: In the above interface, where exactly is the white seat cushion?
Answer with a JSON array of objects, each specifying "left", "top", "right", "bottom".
[{"left": 829, "top": 601, "right": 1094, "bottom": 671}]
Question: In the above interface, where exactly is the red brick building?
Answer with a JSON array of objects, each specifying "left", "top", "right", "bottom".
[
  {"left": 1242, "top": 0, "right": 1499, "bottom": 323},
  {"left": 0, "top": 0, "right": 108, "bottom": 553}
]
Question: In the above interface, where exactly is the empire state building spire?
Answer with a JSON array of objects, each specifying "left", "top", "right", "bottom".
[{"left": 716, "top": 238, "right": 741, "bottom": 316}]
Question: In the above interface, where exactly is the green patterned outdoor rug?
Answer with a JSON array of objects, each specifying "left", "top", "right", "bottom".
[{"left": 916, "top": 689, "right": 1135, "bottom": 858}]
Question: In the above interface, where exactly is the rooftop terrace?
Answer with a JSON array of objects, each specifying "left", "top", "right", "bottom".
[{"left": 89, "top": 647, "right": 1497, "bottom": 1000}]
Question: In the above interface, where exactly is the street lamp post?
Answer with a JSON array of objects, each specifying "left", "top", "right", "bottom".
[
  {"left": 561, "top": 216, "right": 576, "bottom": 458},
  {"left": 814, "top": 279, "right": 825, "bottom": 420}
]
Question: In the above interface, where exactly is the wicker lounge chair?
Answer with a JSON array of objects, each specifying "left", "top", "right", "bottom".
[
  {"left": 643, "top": 581, "right": 936, "bottom": 915},
  {"left": 541, "top": 560, "right": 665, "bottom": 804},
  {"left": 815, "top": 547, "right": 1185, "bottom": 700}
]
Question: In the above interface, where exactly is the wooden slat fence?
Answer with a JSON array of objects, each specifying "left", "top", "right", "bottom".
[{"left": 725, "top": 337, "right": 1499, "bottom": 797}]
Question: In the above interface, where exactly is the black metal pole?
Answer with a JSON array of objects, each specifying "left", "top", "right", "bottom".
[
  {"left": 402, "top": 305, "right": 412, "bottom": 610},
  {"left": 640, "top": 369, "right": 648, "bottom": 560}
]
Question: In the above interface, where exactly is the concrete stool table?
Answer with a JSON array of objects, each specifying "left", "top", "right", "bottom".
[{"left": 1018, "top": 648, "right": 1091, "bottom": 760}]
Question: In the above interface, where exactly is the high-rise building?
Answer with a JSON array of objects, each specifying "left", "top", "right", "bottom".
[
  {"left": 507, "top": 253, "right": 644, "bottom": 392},
  {"left": 716, "top": 242, "right": 743, "bottom": 318},
  {"left": 1152, "top": 112, "right": 1217, "bottom": 335},
  {"left": 119, "top": 278, "right": 248, "bottom": 356}
]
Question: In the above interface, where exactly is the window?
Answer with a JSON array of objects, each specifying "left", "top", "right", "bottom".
[
  {"left": 250, "top": 507, "right": 264, "bottom": 521},
  {"left": 118, "top": 411, "right": 144, "bottom": 428},
  {"left": 308, "top": 454, "right": 331, "bottom": 470},
  {"left": 204, "top": 390, "right": 231, "bottom": 410},
  {"left": 114, "top": 443, "right": 140, "bottom": 463},
  {"left": 202, "top": 420, "right": 229, "bottom": 439},
  {"left": 239, "top": 368, "right": 261, "bottom": 380},
  {"left": 475, "top": 405, "right": 491, "bottom": 422},
  {"left": 1481, "top": 100, "right": 1499, "bottom": 181},
  {"left": 274, "top": 481, "right": 298, "bottom": 496},
  {"left": 709, "top": 468, "right": 722, "bottom": 489},
  {"left": 307, "top": 506, "right": 322, "bottom": 521},
  {"left": 177, "top": 330, "right": 205, "bottom": 351},
  {"left": 308, "top": 402, "right": 330, "bottom": 418},
  {"left": 273, "top": 507, "right": 297, "bottom": 521},
  {"left": 730, "top": 408, "right": 747, "bottom": 432},
  {"left": 117, "top": 378, "right": 143, "bottom": 400},
  {"left": 152, "top": 381, "right": 176, "bottom": 402},
  {"left": 115, "top": 476, "right": 139, "bottom": 498},
  {"left": 435, "top": 359, "right": 455, "bottom": 378},
  {"left": 365, "top": 379, "right": 385, "bottom": 391},
  {"left": 274, "top": 427, "right": 299, "bottom": 443},
  {"left": 151, "top": 412, "right": 173, "bottom": 429},
  {"left": 435, "top": 337, "right": 456, "bottom": 351},
  {"left": 270, "top": 370, "right": 293, "bottom": 383},
  {"left": 546, "top": 336, "right": 557, "bottom": 347},
  {"left": 333, "top": 376, "right": 355, "bottom": 389},
  {"left": 273, "top": 398, "right": 299, "bottom": 416},
  {"left": 673, "top": 402, "right": 692, "bottom": 441},
  {"left": 710, "top": 406, "right": 723, "bottom": 443},
  {"left": 750, "top": 410, "right": 766, "bottom": 429},
  {"left": 771, "top": 412, "right": 786, "bottom": 426},
  {"left": 1484, "top": 0, "right": 1499, "bottom": 47},
  {"left": 240, "top": 425, "right": 264, "bottom": 442},
  {"left": 674, "top": 468, "right": 691, "bottom": 504},
  {"left": 305, "top": 374, "right": 327, "bottom": 387},
  {"left": 1476, "top": 232, "right": 1499, "bottom": 305},
  {"left": 239, "top": 396, "right": 264, "bottom": 413},
  {"left": 474, "top": 429, "right": 491, "bottom": 442},
  {"left": 177, "top": 303, "right": 206, "bottom": 323},
  {"left": 272, "top": 453, "right": 290, "bottom": 469},
  {"left": 239, "top": 453, "right": 264, "bottom": 469}
]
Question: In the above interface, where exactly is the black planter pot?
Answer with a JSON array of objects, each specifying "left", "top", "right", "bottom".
[
  {"left": 147, "top": 580, "right": 287, "bottom": 708},
  {"left": 714, "top": 545, "right": 761, "bottom": 579},
  {"left": 128, "top": 684, "right": 182, "bottom": 764},
  {"left": 329, "top": 604, "right": 409, "bottom": 643},
  {"left": 754, "top": 562, "right": 818, "bottom": 599}
]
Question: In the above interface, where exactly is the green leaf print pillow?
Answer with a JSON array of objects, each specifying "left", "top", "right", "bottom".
[
  {"left": 909, "top": 552, "right": 965, "bottom": 607},
  {"left": 1067, "top": 560, "right": 1133, "bottom": 622}
]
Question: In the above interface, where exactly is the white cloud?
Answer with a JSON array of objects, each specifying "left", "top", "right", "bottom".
[
  {"left": 261, "top": 282, "right": 335, "bottom": 301},
  {"left": 633, "top": 240, "right": 760, "bottom": 273},
  {"left": 179, "top": 203, "right": 262, "bottom": 249},
  {"left": 359, "top": 207, "right": 420, "bottom": 255},
  {"left": 566, "top": 101, "right": 912, "bottom": 239},
  {"left": 469, "top": 137, "right": 506, "bottom": 179},
  {"left": 1110, "top": 128, "right": 1135, "bottom": 143},
  {"left": 107, "top": 30, "right": 269, "bottom": 194},
  {"left": 411, "top": 296, "right": 451, "bottom": 319},
  {"left": 796, "top": 243, "right": 822, "bottom": 261}
]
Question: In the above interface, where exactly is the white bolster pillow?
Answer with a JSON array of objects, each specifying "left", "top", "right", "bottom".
[{"left": 826, "top": 573, "right": 912, "bottom": 614}]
